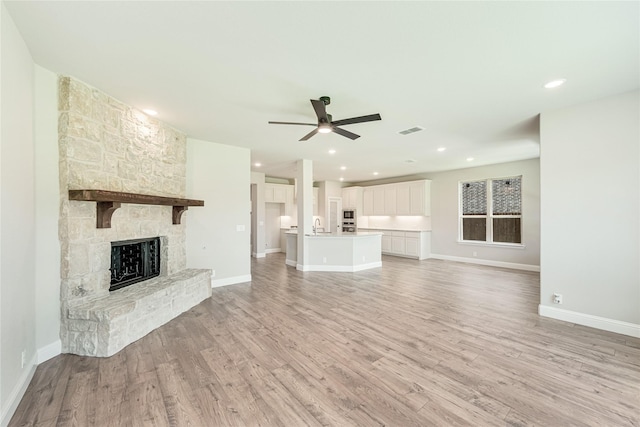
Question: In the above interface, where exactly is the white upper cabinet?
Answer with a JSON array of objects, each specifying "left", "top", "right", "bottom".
[
  {"left": 357, "top": 180, "right": 430, "bottom": 216},
  {"left": 384, "top": 185, "right": 397, "bottom": 215},
  {"left": 363, "top": 188, "right": 374, "bottom": 215},
  {"left": 396, "top": 184, "right": 411, "bottom": 215},
  {"left": 341, "top": 186, "right": 362, "bottom": 210},
  {"left": 265, "top": 183, "right": 290, "bottom": 203},
  {"left": 372, "top": 186, "right": 385, "bottom": 215},
  {"left": 409, "top": 180, "right": 430, "bottom": 216}
]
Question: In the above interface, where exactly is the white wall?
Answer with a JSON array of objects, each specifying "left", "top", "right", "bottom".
[
  {"left": 186, "top": 138, "right": 251, "bottom": 286},
  {"left": 34, "top": 65, "right": 60, "bottom": 362},
  {"left": 426, "top": 159, "right": 540, "bottom": 269},
  {"left": 540, "top": 90, "right": 639, "bottom": 334},
  {"left": 1, "top": 3, "right": 37, "bottom": 423}
]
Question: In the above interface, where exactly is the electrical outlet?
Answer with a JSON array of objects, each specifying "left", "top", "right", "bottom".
[
  {"left": 323, "top": 257, "right": 327, "bottom": 263},
  {"left": 473, "top": 251, "right": 478, "bottom": 257},
  {"left": 553, "top": 293, "right": 563, "bottom": 304},
  {"left": 21, "top": 350, "right": 26, "bottom": 368}
]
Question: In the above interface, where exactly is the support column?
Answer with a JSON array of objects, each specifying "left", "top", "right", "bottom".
[{"left": 296, "top": 159, "right": 313, "bottom": 270}]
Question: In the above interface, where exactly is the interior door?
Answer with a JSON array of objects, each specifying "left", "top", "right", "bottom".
[{"left": 327, "top": 197, "right": 342, "bottom": 233}]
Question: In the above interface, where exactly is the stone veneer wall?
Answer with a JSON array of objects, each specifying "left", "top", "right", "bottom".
[{"left": 58, "top": 76, "right": 189, "bottom": 353}]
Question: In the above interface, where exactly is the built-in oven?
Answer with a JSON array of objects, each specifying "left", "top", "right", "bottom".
[{"left": 342, "top": 209, "right": 357, "bottom": 232}]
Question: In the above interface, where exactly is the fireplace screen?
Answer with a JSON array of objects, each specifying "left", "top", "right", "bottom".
[{"left": 110, "top": 237, "right": 161, "bottom": 291}]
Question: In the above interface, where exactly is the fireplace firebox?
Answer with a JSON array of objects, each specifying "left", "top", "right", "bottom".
[{"left": 110, "top": 237, "right": 161, "bottom": 291}]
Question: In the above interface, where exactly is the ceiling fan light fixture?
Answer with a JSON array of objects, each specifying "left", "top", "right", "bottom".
[{"left": 318, "top": 124, "right": 332, "bottom": 134}]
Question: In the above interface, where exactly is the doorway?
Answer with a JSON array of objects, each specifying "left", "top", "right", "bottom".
[{"left": 327, "top": 197, "right": 342, "bottom": 233}]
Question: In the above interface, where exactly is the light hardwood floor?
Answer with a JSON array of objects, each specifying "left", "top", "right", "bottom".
[{"left": 10, "top": 254, "right": 640, "bottom": 426}]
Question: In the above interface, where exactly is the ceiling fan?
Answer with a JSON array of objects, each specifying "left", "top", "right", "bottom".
[{"left": 268, "top": 96, "right": 381, "bottom": 141}]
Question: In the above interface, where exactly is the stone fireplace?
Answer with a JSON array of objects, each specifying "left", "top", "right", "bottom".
[{"left": 58, "top": 77, "right": 211, "bottom": 357}]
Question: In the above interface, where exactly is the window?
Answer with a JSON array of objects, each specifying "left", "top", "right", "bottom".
[{"left": 460, "top": 176, "right": 522, "bottom": 244}]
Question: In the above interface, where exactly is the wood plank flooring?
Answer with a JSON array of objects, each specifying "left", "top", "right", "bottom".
[{"left": 10, "top": 254, "right": 640, "bottom": 426}]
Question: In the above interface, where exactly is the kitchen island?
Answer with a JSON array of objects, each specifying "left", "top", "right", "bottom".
[{"left": 285, "top": 231, "right": 382, "bottom": 272}]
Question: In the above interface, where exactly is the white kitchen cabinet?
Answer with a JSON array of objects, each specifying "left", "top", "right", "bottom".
[
  {"left": 364, "top": 228, "right": 431, "bottom": 260},
  {"left": 363, "top": 188, "right": 374, "bottom": 215},
  {"left": 342, "top": 186, "right": 362, "bottom": 210},
  {"left": 409, "top": 180, "right": 431, "bottom": 216},
  {"left": 381, "top": 234, "right": 392, "bottom": 253},
  {"left": 396, "top": 184, "right": 411, "bottom": 215},
  {"left": 373, "top": 187, "right": 385, "bottom": 215},
  {"left": 391, "top": 235, "right": 405, "bottom": 254},
  {"left": 358, "top": 180, "right": 430, "bottom": 217},
  {"left": 404, "top": 231, "right": 420, "bottom": 257},
  {"left": 384, "top": 186, "right": 397, "bottom": 215},
  {"left": 284, "top": 185, "right": 295, "bottom": 216},
  {"left": 265, "top": 183, "right": 291, "bottom": 204}
]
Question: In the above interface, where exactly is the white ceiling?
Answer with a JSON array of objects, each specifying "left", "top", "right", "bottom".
[{"left": 5, "top": 1, "right": 639, "bottom": 183}]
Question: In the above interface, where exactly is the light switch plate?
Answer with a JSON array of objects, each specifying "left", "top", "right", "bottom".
[{"left": 236, "top": 225, "right": 245, "bottom": 232}]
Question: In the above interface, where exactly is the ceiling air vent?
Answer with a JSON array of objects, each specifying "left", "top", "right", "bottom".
[{"left": 398, "top": 126, "right": 424, "bottom": 135}]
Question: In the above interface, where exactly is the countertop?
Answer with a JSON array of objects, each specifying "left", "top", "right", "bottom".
[
  {"left": 359, "top": 227, "right": 432, "bottom": 232},
  {"left": 285, "top": 230, "right": 383, "bottom": 238}
]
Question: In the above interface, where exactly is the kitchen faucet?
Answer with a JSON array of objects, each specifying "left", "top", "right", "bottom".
[{"left": 313, "top": 218, "right": 321, "bottom": 235}]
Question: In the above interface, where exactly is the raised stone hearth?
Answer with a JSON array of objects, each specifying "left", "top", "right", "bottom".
[
  {"left": 58, "top": 76, "right": 208, "bottom": 356},
  {"left": 67, "top": 269, "right": 211, "bottom": 357}
]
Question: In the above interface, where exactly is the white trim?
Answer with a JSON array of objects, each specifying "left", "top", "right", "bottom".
[
  {"left": 285, "top": 259, "right": 296, "bottom": 267},
  {"left": 296, "top": 261, "right": 382, "bottom": 272},
  {"left": 252, "top": 252, "right": 266, "bottom": 258},
  {"left": 539, "top": 305, "right": 640, "bottom": 338},
  {"left": 429, "top": 253, "right": 540, "bottom": 272},
  {"left": 264, "top": 248, "right": 281, "bottom": 254},
  {"left": 457, "top": 240, "right": 526, "bottom": 249},
  {"left": 211, "top": 274, "right": 251, "bottom": 288},
  {"left": 37, "top": 339, "right": 61, "bottom": 364},
  {"left": 1, "top": 354, "right": 37, "bottom": 427}
]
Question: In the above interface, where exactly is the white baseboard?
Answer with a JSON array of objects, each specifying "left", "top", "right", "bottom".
[
  {"left": 429, "top": 253, "right": 540, "bottom": 272},
  {"left": 264, "top": 248, "right": 281, "bottom": 254},
  {"left": 37, "top": 340, "right": 61, "bottom": 364},
  {"left": 1, "top": 354, "right": 37, "bottom": 427},
  {"left": 211, "top": 274, "right": 252, "bottom": 288},
  {"left": 285, "top": 259, "right": 296, "bottom": 267},
  {"left": 539, "top": 305, "right": 640, "bottom": 338},
  {"left": 296, "top": 261, "right": 382, "bottom": 272},
  {"left": 252, "top": 252, "right": 266, "bottom": 258}
]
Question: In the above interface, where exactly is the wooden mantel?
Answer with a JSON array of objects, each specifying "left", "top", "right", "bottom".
[{"left": 68, "top": 189, "right": 205, "bottom": 228}]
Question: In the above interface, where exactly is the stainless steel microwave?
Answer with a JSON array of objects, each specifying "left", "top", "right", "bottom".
[{"left": 343, "top": 209, "right": 356, "bottom": 219}]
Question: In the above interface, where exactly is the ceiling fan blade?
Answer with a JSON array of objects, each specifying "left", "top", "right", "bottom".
[
  {"left": 331, "top": 113, "right": 382, "bottom": 127},
  {"left": 299, "top": 128, "right": 319, "bottom": 141},
  {"left": 268, "top": 121, "right": 317, "bottom": 126},
  {"left": 332, "top": 126, "right": 360, "bottom": 140},
  {"left": 310, "top": 99, "right": 329, "bottom": 123}
]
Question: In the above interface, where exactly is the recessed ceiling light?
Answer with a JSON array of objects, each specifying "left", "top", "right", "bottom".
[
  {"left": 254, "top": 162, "right": 262, "bottom": 167},
  {"left": 466, "top": 157, "right": 474, "bottom": 162},
  {"left": 143, "top": 109, "right": 158, "bottom": 116},
  {"left": 373, "top": 172, "right": 379, "bottom": 176},
  {"left": 437, "top": 147, "right": 446, "bottom": 152},
  {"left": 340, "top": 166, "right": 346, "bottom": 170},
  {"left": 544, "top": 78, "right": 567, "bottom": 89},
  {"left": 339, "top": 177, "right": 344, "bottom": 182},
  {"left": 328, "top": 149, "right": 336, "bottom": 154}
]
